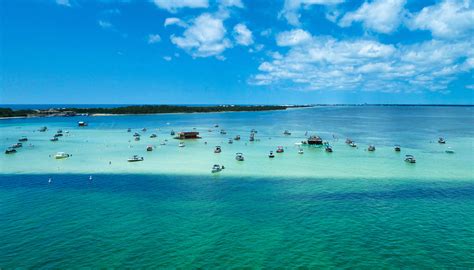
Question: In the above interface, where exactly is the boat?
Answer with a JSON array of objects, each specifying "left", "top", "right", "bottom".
[
  {"left": 127, "top": 128, "right": 131, "bottom": 132},
  {"left": 55, "top": 152, "right": 70, "bottom": 159},
  {"left": 57, "top": 129, "right": 63, "bottom": 134},
  {"left": 160, "top": 142, "right": 166, "bottom": 145},
  {"left": 283, "top": 130, "right": 291, "bottom": 135},
  {"left": 368, "top": 145, "right": 376, "bottom": 151},
  {"left": 220, "top": 129, "right": 227, "bottom": 135},
  {"left": 150, "top": 134, "right": 157, "bottom": 138},
  {"left": 307, "top": 135, "right": 323, "bottom": 145},
  {"left": 345, "top": 138, "right": 353, "bottom": 144},
  {"left": 134, "top": 137, "right": 140, "bottom": 141},
  {"left": 214, "top": 146, "right": 222, "bottom": 153},
  {"left": 170, "top": 130, "right": 175, "bottom": 136},
  {"left": 268, "top": 151, "right": 275, "bottom": 158},
  {"left": 128, "top": 155, "right": 144, "bottom": 162},
  {"left": 38, "top": 126, "right": 47, "bottom": 132},
  {"left": 18, "top": 137, "right": 28, "bottom": 142},
  {"left": 178, "top": 142, "right": 185, "bottom": 147},
  {"left": 298, "top": 148, "right": 304, "bottom": 154},
  {"left": 5, "top": 148, "right": 17, "bottom": 154},
  {"left": 211, "top": 164, "right": 222, "bottom": 173},
  {"left": 394, "top": 145, "right": 401, "bottom": 151},
  {"left": 250, "top": 133, "right": 255, "bottom": 142},
  {"left": 78, "top": 121, "right": 88, "bottom": 127},
  {"left": 146, "top": 145, "right": 153, "bottom": 151},
  {"left": 228, "top": 139, "right": 233, "bottom": 144},
  {"left": 54, "top": 133, "right": 63, "bottom": 137},
  {"left": 235, "top": 152, "right": 244, "bottom": 161},
  {"left": 325, "top": 146, "right": 333, "bottom": 153},
  {"left": 142, "top": 128, "right": 147, "bottom": 132},
  {"left": 445, "top": 147, "right": 455, "bottom": 154},
  {"left": 234, "top": 135, "right": 241, "bottom": 140},
  {"left": 349, "top": 142, "right": 357, "bottom": 147},
  {"left": 405, "top": 155, "right": 416, "bottom": 163},
  {"left": 133, "top": 132, "right": 140, "bottom": 137},
  {"left": 276, "top": 146, "right": 284, "bottom": 153},
  {"left": 251, "top": 129, "right": 258, "bottom": 133},
  {"left": 438, "top": 137, "right": 446, "bottom": 144},
  {"left": 50, "top": 137, "right": 59, "bottom": 142},
  {"left": 11, "top": 143, "right": 22, "bottom": 148},
  {"left": 214, "top": 124, "right": 219, "bottom": 128}
]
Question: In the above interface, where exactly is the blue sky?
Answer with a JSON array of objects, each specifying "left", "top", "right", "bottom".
[{"left": 1, "top": 0, "right": 473, "bottom": 104}]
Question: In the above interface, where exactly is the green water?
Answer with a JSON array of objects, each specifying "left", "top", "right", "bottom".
[{"left": 1, "top": 174, "right": 473, "bottom": 268}]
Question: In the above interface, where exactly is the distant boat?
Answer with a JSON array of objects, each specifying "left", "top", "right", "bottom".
[
  {"left": 134, "top": 137, "right": 140, "bottom": 141},
  {"left": 298, "top": 148, "right": 304, "bottom": 154},
  {"left": 18, "top": 137, "right": 28, "bottom": 142},
  {"left": 235, "top": 152, "right": 244, "bottom": 161},
  {"left": 146, "top": 145, "right": 153, "bottom": 151},
  {"left": 78, "top": 121, "right": 88, "bottom": 127},
  {"left": 38, "top": 126, "right": 47, "bottom": 132},
  {"left": 345, "top": 138, "right": 353, "bottom": 144},
  {"left": 405, "top": 155, "right": 416, "bottom": 163},
  {"left": 283, "top": 130, "right": 291, "bottom": 135},
  {"left": 349, "top": 142, "right": 357, "bottom": 148},
  {"left": 212, "top": 164, "right": 223, "bottom": 173},
  {"left": 127, "top": 128, "right": 131, "bottom": 132},
  {"left": 150, "top": 134, "right": 157, "bottom": 138},
  {"left": 228, "top": 139, "right": 233, "bottom": 144},
  {"left": 325, "top": 146, "right": 333, "bottom": 153},
  {"left": 170, "top": 130, "right": 175, "bottom": 136},
  {"left": 268, "top": 151, "right": 275, "bottom": 158},
  {"left": 50, "top": 137, "right": 59, "bottom": 142},
  {"left": 11, "top": 143, "right": 22, "bottom": 148},
  {"left": 55, "top": 152, "right": 70, "bottom": 159},
  {"left": 307, "top": 136, "right": 323, "bottom": 145},
  {"left": 142, "top": 128, "right": 147, "bottom": 132},
  {"left": 438, "top": 137, "right": 446, "bottom": 144},
  {"left": 445, "top": 147, "right": 455, "bottom": 154},
  {"left": 394, "top": 145, "right": 401, "bottom": 151},
  {"left": 5, "top": 148, "right": 17, "bottom": 154},
  {"left": 128, "top": 155, "right": 144, "bottom": 162},
  {"left": 214, "top": 146, "right": 222, "bottom": 153},
  {"left": 220, "top": 129, "right": 227, "bottom": 135},
  {"left": 234, "top": 135, "right": 241, "bottom": 140},
  {"left": 368, "top": 145, "right": 376, "bottom": 152},
  {"left": 178, "top": 142, "right": 185, "bottom": 147},
  {"left": 276, "top": 146, "right": 284, "bottom": 153}
]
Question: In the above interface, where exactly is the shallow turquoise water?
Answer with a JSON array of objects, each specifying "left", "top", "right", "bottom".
[
  {"left": 0, "top": 174, "right": 473, "bottom": 268},
  {"left": 1, "top": 106, "right": 473, "bottom": 268}
]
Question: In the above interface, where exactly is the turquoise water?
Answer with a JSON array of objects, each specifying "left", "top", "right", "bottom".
[{"left": 1, "top": 106, "right": 473, "bottom": 268}]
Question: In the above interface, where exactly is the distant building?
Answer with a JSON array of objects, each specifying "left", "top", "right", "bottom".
[{"left": 175, "top": 131, "right": 201, "bottom": 139}]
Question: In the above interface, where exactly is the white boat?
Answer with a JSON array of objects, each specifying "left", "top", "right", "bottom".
[
  {"left": 438, "top": 137, "right": 446, "bottom": 144},
  {"left": 214, "top": 146, "right": 222, "bottom": 153},
  {"left": 55, "top": 152, "right": 70, "bottom": 159},
  {"left": 235, "top": 152, "right": 244, "bottom": 161},
  {"left": 128, "top": 155, "right": 144, "bottom": 162},
  {"left": 394, "top": 145, "right": 401, "bottom": 151},
  {"left": 405, "top": 155, "right": 416, "bottom": 163},
  {"left": 78, "top": 121, "right": 87, "bottom": 127},
  {"left": 368, "top": 145, "right": 376, "bottom": 151},
  {"left": 298, "top": 148, "right": 304, "bottom": 154},
  {"left": 325, "top": 146, "right": 333, "bottom": 153},
  {"left": 178, "top": 142, "right": 185, "bottom": 147},
  {"left": 211, "top": 164, "right": 223, "bottom": 173},
  {"left": 268, "top": 151, "right": 275, "bottom": 158},
  {"left": 349, "top": 142, "right": 357, "bottom": 147},
  {"left": 445, "top": 147, "right": 455, "bottom": 154}
]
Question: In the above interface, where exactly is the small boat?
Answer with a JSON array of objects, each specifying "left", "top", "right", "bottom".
[
  {"left": 150, "top": 134, "right": 157, "bottom": 138},
  {"left": 211, "top": 164, "right": 222, "bottom": 173},
  {"left": 276, "top": 146, "right": 284, "bottom": 153},
  {"left": 5, "top": 148, "right": 17, "bottom": 154},
  {"left": 11, "top": 143, "right": 22, "bottom": 148},
  {"left": 18, "top": 137, "right": 28, "bottom": 142},
  {"left": 251, "top": 129, "right": 258, "bottom": 133},
  {"left": 55, "top": 152, "right": 70, "bottom": 159},
  {"left": 307, "top": 136, "right": 323, "bottom": 145},
  {"left": 134, "top": 137, "right": 140, "bottom": 141},
  {"left": 438, "top": 137, "right": 446, "bottom": 144},
  {"left": 234, "top": 135, "right": 241, "bottom": 140},
  {"left": 394, "top": 145, "right": 401, "bottom": 151},
  {"left": 128, "top": 155, "right": 144, "bottom": 162},
  {"left": 228, "top": 139, "right": 233, "bottom": 144},
  {"left": 50, "top": 137, "right": 59, "bottom": 142},
  {"left": 345, "top": 138, "right": 353, "bottom": 144},
  {"left": 214, "top": 124, "right": 219, "bottom": 128},
  {"left": 178, "top": 142, "right": 185, "bottom": 147},
  {"left": 250, "top": 133, "right": 255, "bottom": 142},
  {"left": 54, "top": 133, "right": 63, "bottom": 137},
  {"left": 368, "top": 145, "right": 376, "bottom": 152},
  {"left": 57, "top": 129, "right": 63, "bottom": 134},
  {"left": 349, "top": 142, "right": 357, "bottom": 147},
  {"left": 214, "top": 146, "right": 222, "bottom": 153},
  {"left": 235, "top": 152, "right": 244, "bottom": 161},
  {"left": 445, "top": 147, "right": 455, "bottom": 154},
  {"left": 133, "top": 132, "right": 141, "bottom": 137},
  {"left": 325, "top": 146, "right": 333, "bottom": 153},
  {"left": 405, "top": 155, "right": 416, "bottom": 163},
  {"left": 268, "top": 151, "right": 275, "bottom": 158},
  {"left": 170, "top": 130, "right": 175, "bottom": 136},
  {"left": 220, "top": 129, "right": 227, "bottom": 135},
  {"left": 142, "top": 128, "right": 147, "bottom": 132},
  {"left": 283, "top": 130, "right": 291, "bottom": 135},
  {"left": 78, "top": 121, "right": 88, "bottom": 127},
  {"left": 298, "top": 148, "right": 304, "bottom": 154},
  {"left": 160, "top": 142, "right": 166, "bottom": 145},
  {"left": 146, "top": 145, "right": 153, "bottom": 151},
  {"left": 127, "top": 128, "right": 131, "bottom": 132},
  {"left": 38, "top": 126, "right": 47, "bottom": 132}
]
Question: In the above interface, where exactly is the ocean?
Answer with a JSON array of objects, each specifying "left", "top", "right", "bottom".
[{"left": 1, "top": 106, "right": 473, "bottom": 268}]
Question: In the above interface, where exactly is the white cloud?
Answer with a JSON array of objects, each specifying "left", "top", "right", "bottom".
[
  {"left": 148, "top": 34, "right": 161, "bottom": 44},
  {"left": 250, "top": 33, "right": 473, "bottom": 92},
  {"left": 276, "top": 29, "right": 312, "bottom": 46},
  {"left": 260, "top": 29, "right": 272, "bottom": 37},
  {"left": 56, "top": 0, "right": 71, "bottom": 6},
  {"left": 219, "top": 0, "right": 244, "bottom": 8},
  {"left": 233, "top": 24, "right": 253, "bottom": 46},
  {"left": 152, "top": 0, "right": 209, "bottom": 12},
  {"left": 98, "top": 20, "right": 113, "bottom": 29},
  {"left": 164, "top": 17, "right": 187, "bottom": 27},
  {"left": 339, "top": 0, "right": 406, "bottom": 34},
  {"left": 170, "top": 13, "right": 232, "bottom": 58},
  {"left": 280, "top": 0, "right": 345, "bottom": 26},
  {"left": 163, "top": 56, "right": 172, "bottom": 61},
  {"left": 407, "top": 0, "right": 474, "bottom": 38}
]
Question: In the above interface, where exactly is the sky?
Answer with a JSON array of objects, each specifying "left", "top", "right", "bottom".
[{"left": 0, "top": 0, "right": 473, "bottom": 105}]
